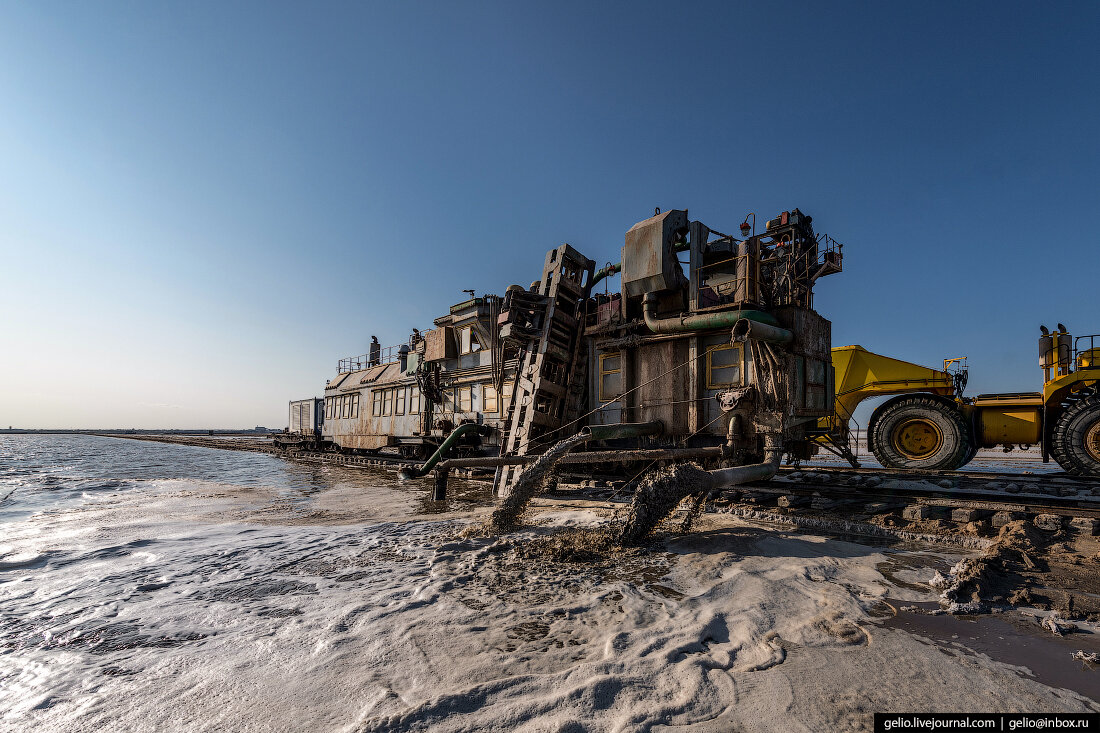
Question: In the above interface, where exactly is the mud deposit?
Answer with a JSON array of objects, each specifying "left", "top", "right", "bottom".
[
  {"left": 3, "top": 435, "right": 1098, "bottom": 732},
  {"left": 926, "top": 520, "right": 1100, "bottom": 619}
]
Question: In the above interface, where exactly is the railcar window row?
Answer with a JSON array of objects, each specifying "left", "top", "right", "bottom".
[
  {"left": 442, "top": 381, "right": 510, "bottom": 415},
  {"left": 325, "top": 393, "right": 360, "bottom": 420},
  {"left": 370, "top": 385, "right": 422, "bottom": 417}
]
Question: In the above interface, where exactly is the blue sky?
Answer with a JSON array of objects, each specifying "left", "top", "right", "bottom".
[{"left": 1, "top": 1, "right": 1097, "bottom": 429}]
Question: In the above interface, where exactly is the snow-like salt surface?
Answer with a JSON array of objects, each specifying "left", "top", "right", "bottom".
[{"left": 2, "top": 436, "right": 1097, "bottom": 731}]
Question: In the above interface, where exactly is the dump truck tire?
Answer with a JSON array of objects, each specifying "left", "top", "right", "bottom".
[
  {"left": 870, "top": 396, "right": 971, "bottom": 470},
  {"left": 1051, "top": 394, "right": 1100, "bottom": 477}
]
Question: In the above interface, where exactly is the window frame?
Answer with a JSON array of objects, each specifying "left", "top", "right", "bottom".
[
  {"left": 457, "top": 385, "right": 472, "bottom": 413},
  {"left": 705, "top": 344, "right": 743, "bottom": 389},
  {"left": 458, "top": 325, "right": 483, "bottom": 355},
  {"left": 482, "top": 383, "right": 498, "bottom": 413},
  {"left": 598, "top": 351, "right": 623, "bottom": 402}
]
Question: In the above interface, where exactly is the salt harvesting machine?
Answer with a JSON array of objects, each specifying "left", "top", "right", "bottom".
[{"left": 277, "top": 207, "right": 1100, "bottom": 498}]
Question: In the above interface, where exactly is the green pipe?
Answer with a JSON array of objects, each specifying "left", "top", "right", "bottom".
[
  {"left": 398, "top": 423, "right": 484, "bottom": 480},
  {"left": 731, "top": 318, "right": 794, "bottom": 345},
  {"left": 590, "top": 262, "right": 621, "bottom": 289},
  {"left": 642, "top": 292, "right": 779, "bottom": 334},
  {"left": 577, "top": 420, "right": 664, "bottom": 441}
]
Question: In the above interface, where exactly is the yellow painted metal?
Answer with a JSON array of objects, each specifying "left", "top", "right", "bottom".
[
  {"left": 892, "top": 417, "right": 944, "bottom": 459},
  {"left": 1079, "top": 348, "right": 1099, "bottom": 369},
  {"left": 823, "top": 345, "right": 956, "bottom": 432},
  {"left": 1042, "top": 367, "right": 1100, "bottom": 404},
  {"left": 973, "top": 394, "right": 1042, "bottom": 447}
]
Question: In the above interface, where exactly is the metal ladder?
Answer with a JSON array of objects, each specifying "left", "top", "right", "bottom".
[{"left": 493, "top": 244, "right": 594, "bottom": 496}]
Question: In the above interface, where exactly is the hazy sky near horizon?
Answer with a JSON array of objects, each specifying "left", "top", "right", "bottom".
[{"left": 1, "top": 1, "right": 1097, "bottom": 429}]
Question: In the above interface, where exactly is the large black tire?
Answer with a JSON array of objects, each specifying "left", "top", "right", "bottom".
[
  {"left": 1050, "top": 394, "right": 1100, "bottom": 477},
  {"left": 870, "top": 396, "right": 972, "bottom": 470}
]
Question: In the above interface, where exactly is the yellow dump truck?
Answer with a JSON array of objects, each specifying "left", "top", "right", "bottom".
[{"left": 818, "top": 326, "right": 1100, "bottom": 476}]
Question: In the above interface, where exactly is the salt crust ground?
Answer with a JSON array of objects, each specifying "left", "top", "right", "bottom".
[{"left": 2, "top": 481, "right": 1097, "bottom": 733}]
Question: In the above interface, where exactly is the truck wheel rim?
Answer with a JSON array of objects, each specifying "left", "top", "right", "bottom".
[
  {"left": 1086, "top": 418, "right": 1100, "bottom": 462},
  {"left": 892, "top": 418, "right": 943, "bottom": 460}
]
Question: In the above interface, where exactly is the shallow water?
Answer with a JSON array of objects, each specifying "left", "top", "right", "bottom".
[
  {"left": 3, "top": 435, "right": 1095, "bottom": 731},
  {"left": 883, "top": 606, "right": 1100, "bottom": 699}
]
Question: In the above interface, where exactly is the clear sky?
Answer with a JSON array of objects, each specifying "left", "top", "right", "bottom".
[{"left": 1, "top": 1, "right": 1097, "bottom": 429}]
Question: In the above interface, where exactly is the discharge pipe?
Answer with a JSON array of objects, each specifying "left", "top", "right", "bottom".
[
  {"left": 642, "top": 292, "right": 780, "bottom": 335},
  {"left": 577, "top": 420, "right": 663, "bottom": 441},
  {"left": 398, "top": 423, "right": 488, "bottom": 481},
  {"left": 704, "top": 438, "right": 783, "bottom": 489}
]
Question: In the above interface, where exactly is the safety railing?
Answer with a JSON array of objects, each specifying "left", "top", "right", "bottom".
[{"left": 337, "top": 343, "right": 404, "bottom": 374}]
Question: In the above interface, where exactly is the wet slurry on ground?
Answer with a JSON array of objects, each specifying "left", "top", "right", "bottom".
[{"left": 1, "top": 435, "right": 1096, "bottom": 732}]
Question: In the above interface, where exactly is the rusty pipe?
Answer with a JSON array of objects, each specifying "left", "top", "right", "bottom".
[
  {"left": 705, "top": 440, "right": 783, "bottom": 488},
  {"left": 429, "top": 446, "right": 724, "bottom": 501},
  {"left": 435, "top": 446, "right": 723, "bottom": 472}
]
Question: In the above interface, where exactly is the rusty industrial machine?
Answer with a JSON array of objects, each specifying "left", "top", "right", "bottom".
[
  {"left": 817, "top": 327, "right": 1100, "bottom": 476},
  {"left": 276, "top": 207, "right": 1100, "bottom": 493},
  {"left": 277, "top": 207, "right": 849, "bottom": 498}
]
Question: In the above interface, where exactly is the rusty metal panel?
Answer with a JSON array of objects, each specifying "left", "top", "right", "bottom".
[
  {"left": 424, "top": 327, "right": 456, "bottom": 362},
  {"left": 621, "top": 209, "right": 688, "bottom": 297},
  {"left": 631, "top": 339, "right": 692, "bottom": 435},
  {"left": 774, "top": 306, "right": 833, "bottom": 418}
]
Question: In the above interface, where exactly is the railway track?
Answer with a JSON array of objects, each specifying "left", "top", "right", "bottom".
[{"left": 102, "top": 434, "right": 1100, "bottom": 530}]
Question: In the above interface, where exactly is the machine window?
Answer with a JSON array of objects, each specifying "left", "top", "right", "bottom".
[
  {"left": 409, "top": 386, "right": 421, "bottom": 414},
  {"left": 382, "top": 389, "right": 393, "bottom": 416},
  {"left": 351, "top": 393, "right": 360, "bottom": 418},
  {"left": 458, "top": 386, "right": 472, "bottom": 412},
  {"left": 599, "top": 351, "right": 623, "bottom": 402},
  {"left": 372, "top": 390, "right": 381, "bottom": 417},
  {"left": 483, "top": 383, "right": 498, "bottom": 413},
  {"left": 395, "top": 387, "right": 406, "bottom": 415},
  {"left": 459, "top": 326, "right": 482, "bottom": 355},
  {"left": 706, "top": 344, "right": 742, "bottom": 389}
]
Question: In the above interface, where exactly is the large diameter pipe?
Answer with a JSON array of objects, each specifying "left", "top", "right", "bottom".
[
  {"left": 429, "top": 446, "right": 725, "bottom": 501},
  {"left": 731, "top": 318, "right": 793, "bottom": 345},
  {"left": 437, "top": 446, "right": 723, "bottom": 472},
  {"left": 399, "top": 423, "right": 486, "bottom": 481},
  {"left": 577, "top": 420, "right": 663, "bottom": 441},
  {"left": 642, "top": 292, "right": 779, "bottom": 335}
]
